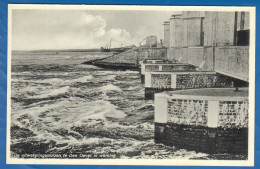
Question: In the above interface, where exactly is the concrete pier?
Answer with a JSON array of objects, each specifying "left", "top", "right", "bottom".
[
  {"left": 144, "top": 71, "right": 234, "bottom": 99},
  {"left": 154, "top": 88, "right": 248, "bottom": 154},
  {"left": 140, "top": 62, "right": 197, "bottom": 84}
]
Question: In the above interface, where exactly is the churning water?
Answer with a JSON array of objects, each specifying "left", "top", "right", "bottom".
[{"left": 10, "top": 51, "right": 239, "bottom": 159}]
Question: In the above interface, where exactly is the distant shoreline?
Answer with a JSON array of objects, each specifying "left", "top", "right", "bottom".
[{"left": 12, "top": 49, "right": 103, "bottom": 53}]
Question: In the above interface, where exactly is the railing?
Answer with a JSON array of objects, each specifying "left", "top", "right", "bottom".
[{"left": 154, "top": 89, "right": 248, "bottom": 128}]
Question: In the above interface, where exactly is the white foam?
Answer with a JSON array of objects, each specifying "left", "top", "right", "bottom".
[
  {"left": 126, "top": 86, "right": 140, "bottom": 90},
  {"left": 12, "top": 75, "right": 93, "bottom": 86},
  {"left": 71, "top": 75, "right": 93, "bottom": 83},
  {"left": 99, "top": 84, "right": 122, "bottom": 92},
  {"left": 12, "top": 99, "right": 126, "bottom": 133},
  {"left": 28, "top": 86, "right": 70, "bottom": 99},
  {"left": 38, "top": 78, "right": 65, "bottom": 84},
  {"left": 105, "top": 75, "right": 116, "bottom": 80},
  {"left": 69, "top": 100, "right": 127, "bottom": 126}
]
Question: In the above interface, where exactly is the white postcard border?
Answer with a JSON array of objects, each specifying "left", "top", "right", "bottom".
[{"left": 6, "top": 4, "right": 256, "bottom": 166}]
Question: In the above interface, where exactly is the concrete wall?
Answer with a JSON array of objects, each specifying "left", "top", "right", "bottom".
[
  {"left": 155, "top": 123, "right": 248, "bottom": 154},
  {"left": 160, "top": 94, "right": 249, "bottom": 128},
  {"left": 182, "top": 47, "right": 214, "bottom": 71},
  {"left": 167, "top": 46, "right": 249, "bottom": 80},
  {"left": 154, "top": 91, "right": 248, "bottom": 154},
  {"left": 182, "top": 11, "right": 205, "bottom": 19},
  {"left": 144, "top": 72, "right": 234, "bottom": 99},
  {"left": 145, "top": 65, "right": 160, "bottom": 72},
  {"left": 237, "top": 12, "right": 250, "bottom": 31},
  {"left": 167, "top": 47, "right": 182, "bottom": 62},
  {"left": 143, "top": 60, "right": 166, "bottom": 64},
  {"left": 168, "top": 47, "right": 209, "bottom": 70},
  {"left": 170, "top": 15, "right": 183, "bottom": 47},
  {"left": 166, "top": 11, "right": 249, "bottom": 47},
  {"left": 136, "top": 48, "right": 168, "bottom": 60},
  {"left": 168, "top": 99, "right": 208, "bottom": 126},
  {"left": 184, "top": 47, "right": 204, "bottom": 66},
  {"left": 140, "top": 63, "right": 196, "bottom": 75},
  {"left": 218, "top": 100, "right": 249, "bottom": 128},
  {"left": 182, "top": 18, "right": 203, "bottom": 47},
  {"left": 204, "top": 12, "right": 236, "bottom": 46},
  {"left": 215, "top": 46, "right": 249, "bottom": 81},
  {"left": 145, "top": 72, "right": 233, "bottom": 89},
  {"left": 175, "top": 73, "right": 233, "bottom": 89},
  {"left": 163, "top": 22, "right": 170, "bottom": 47}
]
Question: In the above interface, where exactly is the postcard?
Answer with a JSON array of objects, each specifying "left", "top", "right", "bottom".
[{"left": 6, "top": 4, "right": 255, "bottom": 166}]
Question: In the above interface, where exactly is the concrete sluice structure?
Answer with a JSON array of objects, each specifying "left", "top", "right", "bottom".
[
  {"left": 84, "top": 11, "right": 250, "bottom": 156},
  {"left": 137, "top": 11, "right": 250, "bottom": 155},
  {"left": 140, "top": 11, "right": 249, "bottom": 99},
  {"left": 154, "top": 88, "right": 248, "bottom": 155}
]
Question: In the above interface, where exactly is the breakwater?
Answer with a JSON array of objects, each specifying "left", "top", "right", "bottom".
[
  {"left": 83, "top": 47, "right": 168, "bottom": 71},
  {"left": 83, "top": 49, "right": 139, "bottom": 70}
]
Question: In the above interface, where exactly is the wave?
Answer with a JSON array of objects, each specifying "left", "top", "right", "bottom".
[
  {"left": 28, "top": 86, "right": 70, "bottom": 99},
  {"left": 38, "top": 75, "right": 94, "bottom": 85},
  {"left": 12, "top": 75, "right": 93, "bottom": 86},
  {"left": 12, "top": 99, "right": 126, "bottom": 132},
  {"left": 99, "top": 84, "right": 122, "bottom": 92},
  {"left": 70, "top": 75, "right": 93, "bottom": 83},
  {"left": 126, "top": 85, "right": 141, "bottom": 91},
  {"left": 105, "top": 75, "right": 116, "bottom": 81},
  {"left": 71, "top": 100, "right": 127, "bottom": 124}
]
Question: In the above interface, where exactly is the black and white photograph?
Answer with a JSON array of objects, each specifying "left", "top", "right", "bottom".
[{"left": 7, "top": 5, "right": 255, "bottom": 166}]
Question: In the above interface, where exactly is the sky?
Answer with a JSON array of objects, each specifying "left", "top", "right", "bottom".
[{"left": 12, "top": 9, "right": 175, "bottom": 50}]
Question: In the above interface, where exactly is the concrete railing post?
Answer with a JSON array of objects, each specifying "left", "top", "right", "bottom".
[
  {"left": 207, "top": 100, "right": 220, "bottom": 128},
  {"left": 154, "top": 93, "right": 168, "bottom": 124},
  {"left": 145, "top": 73, "right": 152, "bottom": 88},
  {"left": 171, "top": 74, "right": 177, "bottom": 89},
  {"left": 154, "top": 93, "right": 168, "bottom": 144},
  {"left": 207, "top": 100, "right": 219, "bottom": 153},
  {"left": 141, "top": 63, "right": 145, "bottom": 75},
  {"left": 159, "top": 65, "right": 163, "bottom": 71}
]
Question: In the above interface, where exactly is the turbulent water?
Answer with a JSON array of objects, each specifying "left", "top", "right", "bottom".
[{"left": 10, "top": 51, "right": 230, "bottom": 159}]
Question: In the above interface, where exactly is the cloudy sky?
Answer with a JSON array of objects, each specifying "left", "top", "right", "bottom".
[{"left": 12, "top": 9, "right": 174, "bottom": 50}]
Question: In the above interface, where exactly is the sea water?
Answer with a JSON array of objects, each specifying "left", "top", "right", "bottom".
[{"left": 10, "top": 51, "right": 218, "bottom": 159}]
